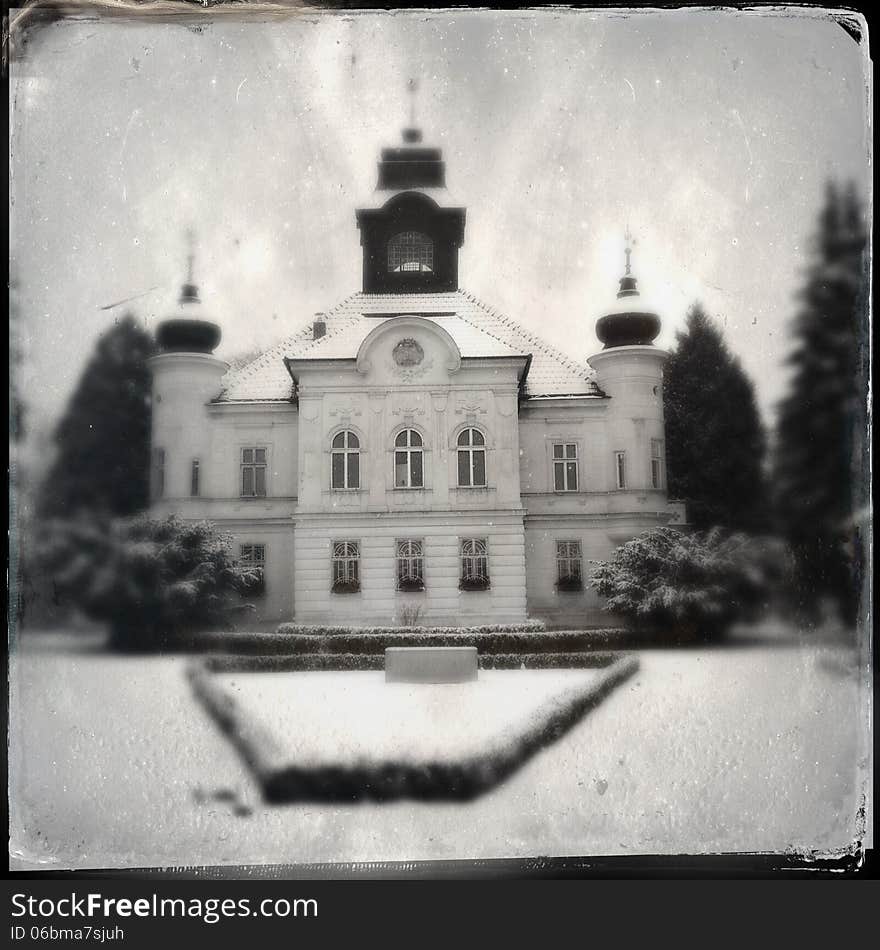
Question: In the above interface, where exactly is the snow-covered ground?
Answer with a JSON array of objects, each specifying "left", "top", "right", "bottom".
[
  {"left": 8, "top": 630, "right": 870, "bottom": 870},
  {"left": 215, "top": 669, "right": 606, "bottom": 764}
]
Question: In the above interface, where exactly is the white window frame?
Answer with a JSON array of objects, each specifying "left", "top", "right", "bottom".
[
  {"left": 240, "top": 542, "right": 266, "bottom": 567},
  {"left": 651, "top": 439, "right": 665, "bottom": 490},
  {"left": 388, "top": 231, "right": 434, "bottom": 273},
  {"left": 460, "top": 538, "right": 490, "bottom": 589},
  {"left": 615, "top": 451, "right": 627, "bottom": 490},
  {"left": 396, "top": 539, "right": 425, "bottom": 591},
  {"left": 331, "top": 430, "right": 361, "bottom": 490},
  {"left": 456, "top": 427, "right": 487, "bottom": 487},
  {"left": 552, "top": 442, "right": 579, "bottom": 492},
  {"left": 238, "top": 542, "right": 266, "bottom": 595},
  {"left": 394, "top": 428, "right": 424, "bottom": 489},
  {"left": 190, "top": 458, "right": 200, "bottom": 497},
  {"left": 556, "top": 540, "right": 583, "bottom": 590},
  {"left": 332, "top": 540, "right": 360, "bottom": 593},
  {"left": 240, "top": 446, "right": 268, "bottom": 498}
]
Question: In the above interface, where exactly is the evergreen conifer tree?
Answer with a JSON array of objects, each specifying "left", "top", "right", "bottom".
[
  {"left": 773, "top": 181, "right": 868, "bottom": 626},
  {"left": 663, "top": 302, "right": 767, "bottom": 532},
  {"left": 39, "top": 314, "right": 157, "bottom": 518}
]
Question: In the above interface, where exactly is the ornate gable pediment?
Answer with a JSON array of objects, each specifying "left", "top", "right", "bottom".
[{"left": 355, "top": 315, "right": 461, "bottom": 383}]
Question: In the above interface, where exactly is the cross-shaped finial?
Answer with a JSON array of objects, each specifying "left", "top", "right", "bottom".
[
  {"left": 624, "top": 226, "right": 633, "bottom": 276},
  {"left": 185, "top": 227, "right": 196, "bottom": 284},
  {"left": 407, "top": 77, "right": 419, "bottom": 126}
]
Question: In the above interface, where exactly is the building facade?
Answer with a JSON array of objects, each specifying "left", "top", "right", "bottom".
[{"left": 149, "top": 123, "right": 677, "bottom": 627}]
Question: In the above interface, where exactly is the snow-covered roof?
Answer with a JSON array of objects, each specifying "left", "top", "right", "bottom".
[{"left": 215, "top": 290, "right": 602, "bottom": 403}]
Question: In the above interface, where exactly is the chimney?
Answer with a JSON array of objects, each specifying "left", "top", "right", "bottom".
[{"left": 312, "top": 314, "right": 326, "bottom": 340}]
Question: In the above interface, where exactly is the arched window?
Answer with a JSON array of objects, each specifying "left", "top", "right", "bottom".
[
  {"left": 331, "top": 431, "right": 360, "bottom": 490},
  {"left": 460, "top": 538, "right": 490, "bottom": 590},
  {"left": 388, "top": 231, "right": 434, "bottom": 273},
  {"left": 457, "top": 428, "right": 487, "bottom": 487},
  {"left": 396, "top": 540, "right": 425, "bottom": 591},
  {"left": 394, "top": 429, "right": 424, "bottom": 488},
  {"left": 332, "top": 541, "right": 360, "bottom": 593}
]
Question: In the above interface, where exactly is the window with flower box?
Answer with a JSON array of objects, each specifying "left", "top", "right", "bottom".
[
  {"left": 459, "top": 538, "right": 490, "bottom": 591},
  {"left": 396, "top": 540, "right": 425, "bottom": 592},
  {"left": 332, "top": 541, "right": 360, "bottom": 594},
  {"left": 556, "top": 540, "right": 583, "bottom": 591}
]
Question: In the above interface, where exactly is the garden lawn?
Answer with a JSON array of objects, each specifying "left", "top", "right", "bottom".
[
  {"left": 8, "top": 631, "right": 869, "bottom": 869},
  {"left": 211, "top": 669, "right": 606, "bottom": 763}
]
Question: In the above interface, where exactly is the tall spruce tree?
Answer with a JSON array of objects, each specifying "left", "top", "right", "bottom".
[
  {"left": 663, "top": 302, "right": 767, "bottom": 532},
  {"left": 773, "top": 181, "right": 868, "bottom": 626},
  {"left": 10, "top": 275, "right": 26, "bottom": 444},
  {"left": 39, "top": 314, "right": 157, "bottom": 518}
]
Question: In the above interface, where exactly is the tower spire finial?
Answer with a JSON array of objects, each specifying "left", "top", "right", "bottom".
[
  {"left": 186, "top": 227, "right": 196, "bottom": 283},
  {"left": 179, "top": 227, "right": 201, "bottom": 305},
  {"left": 617, "top": 226, "right": 639, "bottom": 299},
  {"left": 408, "top": 76, "right": 418, "bottom": 126},
  {"left": 402, "top": 77, "right": 423, "bottom": 144}
]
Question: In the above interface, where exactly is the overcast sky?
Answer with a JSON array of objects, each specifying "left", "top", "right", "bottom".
[{"left": 10, "top": 7, "right": 871, "bottom": 444}]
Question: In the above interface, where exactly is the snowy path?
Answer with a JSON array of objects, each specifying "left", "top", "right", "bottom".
[{"left": 8, "top": 634, "right": 868, "bottom": 869}]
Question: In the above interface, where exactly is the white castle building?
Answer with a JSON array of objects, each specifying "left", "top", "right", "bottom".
[{"left": 148, "top": 120, "right": 676, "bottom": 627}]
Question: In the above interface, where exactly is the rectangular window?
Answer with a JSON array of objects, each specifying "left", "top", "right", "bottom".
[
  {"left": 394, "top": 447, "right": 423, "bottom": 488},
  {"left": 472, "top": 449, "right": 486, "bottom": 487},
  {"left": 395, "top": 451, "right": 408, "bottom": 487},
  {"left": 397, "top": 540, "right": 425, "bottom": 591},
  {"left": 241, "top": 447, "right": 267, "bottom": 497},
  {"left": 552, "top": 443, "right": 579, "bottom": 491},
  {"left": 152, "top": 448, "right": 165, "bottom": 500},
  {"left": 240, "top": 543, "right": 266, "bottom": 568},
  {"left": 331, "top": 451, "right": 345, "bottom": 489},
  {"left": 239, "top": 543, "right": 266, "bottom": 595},
  {"left": 556, "top": 540, "right": 583, "bottom": 591},
  {"left": 651, "top": 439, "right": 665, "bottom": 489},
  {"left": 457, "top": 450, "right": 471, "bottom": 487},
  {"left": 457, "top": 449, "right": 487, "bottom": 487},
  {"left": 332, "top": 451, "right": 361, "bottom": 490},
  {"left": 332, "top": 541, "right": 360, "bottom": 593},
  {"left": 615, "top": 451, "right": 627, "bottom": 490},
  {"left": 459, "top": 538, "right": 490, "bottom": 591},
  {"left": 410, "top": 449, "right": 423, "bottom": 487},
  {"left": 190, "top": 459, "right": 200, "bottom": 497}
]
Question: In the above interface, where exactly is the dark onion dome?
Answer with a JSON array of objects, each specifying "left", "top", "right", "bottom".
[
  {"left": 156, "top": 318, "right": 221, "bottom": 354},
  {"left": 156, "top": 249, "right": 222, "bottom": 354},
  {"left": 595, "top": 239, "right": 661, "bottom": 348}
]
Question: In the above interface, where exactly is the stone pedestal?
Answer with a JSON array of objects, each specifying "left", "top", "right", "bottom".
[{"left": 385, "top": 646, "right": 478, "bottom": 683}]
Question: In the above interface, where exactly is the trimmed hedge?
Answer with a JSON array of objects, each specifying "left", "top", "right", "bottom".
[
  {"left": 188, "top": 654, "right": 639, "bottom": 802},
  {"left": 479, "top": 652, "right": 623, "bottom": 669},
  {"left": 203, "top": 653, "right": 384, "bottom": 673},
  {"left": 276, "top": 620, "right": 547, "bottom": 636},
  {"left": 200, "top": 650, "right": 623, "bottom": 673},
  {"left": 184, "top": 625, "right": 631, "bottom": 657}
]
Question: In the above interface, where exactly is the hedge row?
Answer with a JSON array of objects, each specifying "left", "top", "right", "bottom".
[
  {"left": 186, "top": 626, "right": 629, "bottom": 657},
  {"left": 275, "top": 620, "right": 547, "bottom": 636},
  {"left": 270, "top": 631, "right": 623, "bottom": 656},
  {"left": 479, "top": 651, "right": 622, "bottom": 669},
  {"left": 203, "top": 653, "right": 384, "bottom": 673},
  {"left": 200, "top": 650, "right": 622, "bottom": 673},
  {"left": 188, "top": 654, "right": 639, "bottom": 802}
]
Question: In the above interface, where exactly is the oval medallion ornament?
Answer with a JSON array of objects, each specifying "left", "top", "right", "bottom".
[{"left": 393, "top": 338, "right": 424, "bottom": 367}]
